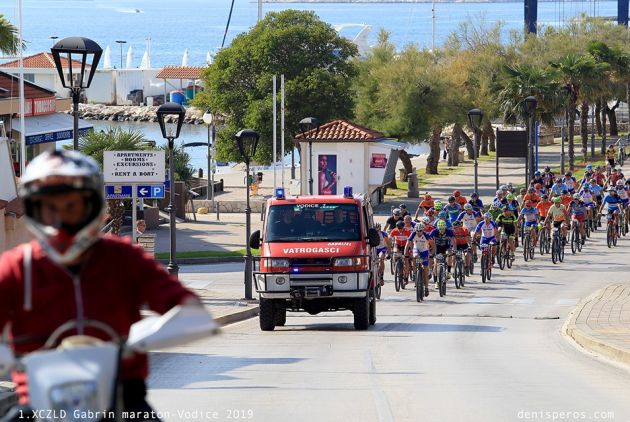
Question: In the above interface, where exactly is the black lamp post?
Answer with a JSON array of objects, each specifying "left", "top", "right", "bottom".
[
  {"left": 467, "top": 108, "right": 483, "bottom": 193},
  {"left": 298, "top": 117, "right": 320, "bottom": 195},
  {"left": 524, "top": 96, "right": 538, "bottom": 185},
  {"left": 115, "top": 40, "right": 126, "bottom": 69},
  {"left": 51, "top": 37, "right": 102, "bottom": 151},
  {"left": 235, "top": 129, "right": 260, "bottom": 300},
  {"left": 157, "top": 102, "right": 186, "bottom": 277},
  {"left": 202, "top": 111, "right": 216, "bottom": 208}
]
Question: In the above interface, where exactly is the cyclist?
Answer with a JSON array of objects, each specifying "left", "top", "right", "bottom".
[
  {"left": 474, "top": 212, "right": 499, "bottom": 266},
  {"left": 579, "top": 185, "right": 596, "bottom": 222},
  {"left": 534, "top": 183, "right": 546, "bottom": 197},
  {"left": 437, "top": 210, "right": 453, "bottom": 229},
  {"left": 518, "top": 200, "right": 540, "bottom": 248},
  {"left": 415, "top": 193, "right": 435, "bottom": 220},
  {"left": 425, "top": 208, "right": 437, "bottom": 225},
  {"left": 457, "top": 203, "right": 480, "bottom": 259},
  {"left": 429, "top": 219, "right": 454, "bottom": 285},
  {"left": 496, "top": 206, "right": 518, "bottom": 259},
  {"left": 551, "top": 178, "right": 568, "bottom": 197},
  {"left": 523, "top": 186, "right": 541, "bottom": 205},
  {"left": 451, "top": 219, "right": 472, "bottom": 273},
  {"left": 616, "top": 180, "right": 629, "bottom": 229},
  {"left": 405, "top": 223, "right": 431, "bottom": 297},
  {"left": 537, "top": 194, "right": 553, "bottom": 245},
  {"left": 453, "top": 190, "right": 467, "bottom": 208},
  {"left": 434, "top": 201, "right": 444, "bottom": 215},
  {"left": 516, "top": 188, "right": 527, "bottom": 208},
  {"left": 469, "top": 192, "right": 485, "bottom": 213},
  {"left": 542, "top": 166, "right": 555, "bottom": 190},
  {"left": 606, "top": 144, "right": 617, "bottom": 169},
  {"left": 589, "top": 178, "right": 604, "bottom": 205},
  {"left": 607, "top": 166, "right": 625, "bottom": 187},
  {"left": 399, "top": 203, "right": 410, "bottom": 218},
  {"left": 563, "top": 171, "right": 577, "bottom": 194},
  {"left": 505, "top": 193, "right": 520, "bottom": 215},
  {"left": 390, "top": 220, "right": 413, "bottom": 286},
  {"left": 545, "top": 197, "right": 569, "bottom": 243},
  {"left": 531, "top": 170, "right": 545, "bottom": 187},
  {"left": 560, "top": 189, "right": 573, "bottom": 207},
  {"left": 593, "top": 166, "right": 607, "bottom": 186},
  {"left": 385, "top": 208, "right": 403, "bottom": 232},
  {"left": 374, "top": 223, "right": 391, "bottom": 286},
  {"left": 445, "top": 196, "right": 462, "bottom": 223},
  {"left": 569, "top": 193, "right": 588, "bottom": 244},
  {"left": 492, "top": 189, "right": 505, "bottom": 205},
  {"left": 403, "top": 214, "right": 416, "bottom": 230},
  {"left": 488, "top": 202, "right": 503, "bottom": 220}
]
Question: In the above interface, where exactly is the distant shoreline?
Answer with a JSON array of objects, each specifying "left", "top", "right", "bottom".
[{"left": 262, "top": 1, "right": 525, "bottom": 3}]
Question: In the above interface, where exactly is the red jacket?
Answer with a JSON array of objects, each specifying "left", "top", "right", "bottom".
[{"left": 0, "top": 235, "right": 196, "bottom": 382}]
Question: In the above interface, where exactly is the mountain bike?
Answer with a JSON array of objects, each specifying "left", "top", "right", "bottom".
[
  {"left": 435, "top": 253, "right": 448, "bottom": 297},
  {"left": 538, "top": 223, "right": 551, "bottom": 255},
  {"left": 551, "top": 224, "right": 565, "bottom": 264},
  {"left": 413, "top": 255, "right": 425, "bottom": 302},
  {"left": 522, "top": 224, "right": 535, "bottom": 261},
  {"left": 570, "top": 219, "right": 583, "bottom": 254},
  {"left": 453, "top": 249, "right": 466, "bottom": 289},
  {"left": 480, "top": 242, "right": 494, "bottom": 283},
  {"left": 607, "top": 212, "right": 619, "bottom": 248},
  {"left": 392, "top": 250, "right": 403, "bottom": 292}
]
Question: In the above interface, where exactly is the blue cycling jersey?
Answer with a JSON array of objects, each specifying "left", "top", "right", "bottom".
[
  {"left": 445, "top": 204, "right": 462, "bottom": 222},
  {"left": 602, "top": 194, "right": 621, "bottom": 211},
  {"left": 551, "top": 183, "right": 568, "bottom": 196}
]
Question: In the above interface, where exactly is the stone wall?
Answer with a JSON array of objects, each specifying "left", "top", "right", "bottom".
[
  {"left": 72, "top": 104, "right": 208, "bottom": 124},
  {"left": 187, "top": 199, "right": 268, "bottom": 214}
]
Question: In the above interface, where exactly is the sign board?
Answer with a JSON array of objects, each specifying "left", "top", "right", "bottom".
[
  {"left": 496, "top": 130, "right": 527, "bottom": 158},
  {"left": 26, "top": 127, "right": 91, "bottom": 146},
  {"left": 103, "top": 151, "right": 165, "bottom": 183},
  {"left": 17, "top": 97, "right": 57, "bottom": 118},
  {"left": 105, "top": 184, "right": 165, "bottom": 199}
]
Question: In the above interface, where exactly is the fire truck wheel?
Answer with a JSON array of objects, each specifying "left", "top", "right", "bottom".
[
  {"left": 353, "top": 295, "right": 370, "bottom": 330},
  {"left": 274, "top": 304, "right": 287, "bottom": 326},
  {"left": 259, "top": 298, "right": 276, "bottom": 331},
  {"left": 369, "top": 290, "right": 376, "bottom": 326}
]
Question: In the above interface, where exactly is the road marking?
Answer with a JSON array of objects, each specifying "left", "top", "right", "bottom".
[
  {"left": 183, "top": 280, "right": 212, "bottom": 289},
  {"left": 510, "top": 297, "right": 536, "bottom": 304},
  {"left": 555, "top": 298, "right": 579, "bottom": 306},
  {"left": 467, "top": 297, "right": 501, "bottom": 304}
]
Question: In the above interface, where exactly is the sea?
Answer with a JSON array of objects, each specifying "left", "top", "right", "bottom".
[{"left": 0, "top": 0, "right": 620, "bottom": 172}]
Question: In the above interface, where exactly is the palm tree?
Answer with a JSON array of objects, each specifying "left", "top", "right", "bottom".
[
  {"left": 76, "top": 127, "right": 153, "bottom": 234},
  {"left": 550, "top": 53, "right": 605, "bottom": 169},
  {"left": 0, "top": 15, "right": 20, "bottom": 55}
]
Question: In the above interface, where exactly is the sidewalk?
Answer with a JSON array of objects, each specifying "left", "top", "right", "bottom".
[{"left": 565, "top": 283, "right": 630, "bottom": 366}]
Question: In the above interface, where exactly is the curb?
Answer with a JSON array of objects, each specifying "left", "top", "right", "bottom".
[
  {"left": 563, "top": 286, "right": 630, "bottom": 366},
  {"left": 157, "top": 256, "right": 244, "bottom": 265},
  {"left": 214, "top": 306, "right": 260, "bottom": 327}
]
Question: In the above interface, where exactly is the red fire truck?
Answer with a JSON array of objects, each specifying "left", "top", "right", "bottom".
[{"left": 249, "top": 187, "right": 380, "bottom": 331}]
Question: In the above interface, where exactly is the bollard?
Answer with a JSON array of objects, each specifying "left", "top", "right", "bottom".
[{"left": 216, "top": 202, "right": 220, "bottom": 221}]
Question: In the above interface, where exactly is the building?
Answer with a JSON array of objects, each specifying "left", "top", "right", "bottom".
[{"left": 294, "top": 119, "right": 402, "bottom": 204}]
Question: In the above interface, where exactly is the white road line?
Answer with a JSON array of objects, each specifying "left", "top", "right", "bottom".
[
  {"left": 182, "top": 280, "right": 212, "bottom": 289},
  {"left": 467, "top": 297, "right": 502, "bottom": 304},
  {"left": 510, "top": 297, "right": 536, "bottom": 304},
  {"left": 555, "top": 298, "right": 579, "bottom": 306}
]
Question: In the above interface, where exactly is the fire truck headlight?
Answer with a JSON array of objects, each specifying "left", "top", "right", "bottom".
[
  {"left": 338, "top": 276, "right": 348, "bottom": 284},
  {"left": 275, "top": 277, "right": 286, "bottom": 285}
]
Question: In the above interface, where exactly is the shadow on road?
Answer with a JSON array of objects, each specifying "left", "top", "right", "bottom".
[{"left": 377, "top": 322, "right": 505, "bottom": 332}]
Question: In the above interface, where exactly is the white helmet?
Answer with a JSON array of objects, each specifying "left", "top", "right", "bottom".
[
  {"left": 20, "top": 150, "right": 105, "bottom": 265},
  {"left": 421, "top": 216, "right": 430, "bottom": 224},
  {"left": 415, "top": 222, "right": 425, "bottom": 232}
]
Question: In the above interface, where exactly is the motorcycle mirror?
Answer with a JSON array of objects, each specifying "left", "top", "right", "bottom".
[
  {"left": 126, "top": 305, "right": 220, "bottom": 353},
  {"left": 0, "top": 344, "right": 15, "bottom": 375}
]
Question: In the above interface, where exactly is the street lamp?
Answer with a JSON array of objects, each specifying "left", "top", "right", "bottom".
[
  {"left": 202, "top": 112, "right": 216, "bottom": 209},
  {"left": 51, "top": 37, "right": 102, "bottom": 151},
  {"left": 157, "top": 102, "right": 186, "bottom": 277},
  {"left": 49, "top": 36, "right": 58, "bottom": 46},
  {"left": 467, "top": 108, "right": 483, "bottom": 193},
  {"left": 524, "top": 96, "right": 538, "bottom": 185},
  {"left": 235, "top": 129, "right": 260, "bottom": 300},
  {"left": 298, "top": 117, "right": 320, "bottom": 195},
  {"left": 115, "top": 40, "right": 126, "bottom": 69}
]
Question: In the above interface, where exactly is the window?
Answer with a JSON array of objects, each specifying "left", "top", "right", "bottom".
[{"left": 24, "top": 74, "right": 35, "bottom": 83}]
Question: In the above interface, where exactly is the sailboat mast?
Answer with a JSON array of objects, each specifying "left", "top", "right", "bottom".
[{"left": 432, "top": 0, "right": 435, "bottom": 52}]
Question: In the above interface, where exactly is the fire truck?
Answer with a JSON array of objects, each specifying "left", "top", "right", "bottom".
[{"left": 249, "top": 187, "right": 380, "bottom": 331}]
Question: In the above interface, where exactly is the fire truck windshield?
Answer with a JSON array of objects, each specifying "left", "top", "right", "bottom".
[{"left": 265, "top": 203, "right": 362, "bottom": 242}]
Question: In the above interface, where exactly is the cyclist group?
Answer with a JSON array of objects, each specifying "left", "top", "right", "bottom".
[{"left": 372, "top": 161, "right": 629, "bottom": 298}]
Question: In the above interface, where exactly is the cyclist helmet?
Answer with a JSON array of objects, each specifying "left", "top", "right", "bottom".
[
  {"left": 562, "top": 189, "right": 569, "bottom": 194},
  {"left": 393, "top": 208, "right": 401, "bottom": 216},
  {"left": 527, "top": 187, "right": 535, "bottom": 193},
  {"left": 453, "top": 190, "right": 461, "bottom": 197},
  {"left": 506, "top": 193, "right": 515, "bottom": 201},
  {"left": 374, "top": 223, "right": 382, "bottom": 230},
  {"left": 434, "top": 202, "right": 443, "bottom": 211},
  {"left": 525, "top": 200, "right": 533, "bottom": 207},
  {"left": 565, "top": 171, "right": 572, "bottom": 177},
  {"left": 471, "top": 192, "right": 479, "bottom": 198},
  {"left": 500, "top": 185, "right": 508, "bottom": 191},
  {"left": 586, "top": 164, "right": 593, "bottom": 170},
  {"left": 20, "top": 150, "right": 104, "bottom": 265},
  {"left": 573, "top": 193, "right": 581, "bottom": 199},
  {"left": 582, "top": 185, "right": 589, "bottom": 191},
  {"left": 453, "top": 219, "right": 463, "bottom": 227},
  {"left": 438, "top": 211, "right": 448, "bottom": 220},
  {"left": 421, "top": 216, "right": 431, "bottom": 224},
  {"left": 534, "top": 183, "right": 542, "bottom": 190},
  {"left": 490, "top": 203, "right": 499, "bottom": 210},
  {"left": 544, "top": 166, "right": 551, "bottom": 172},
  {"left": 616, "top": 180, "right": 624, "bottom": 187},
  {"left": 541, "top": 194, "right": 549, "bottom": 200},
  {"left": 415, "top": 222, "right": 425, "bottom": 232},
  {"left": 395, "top": 220, "right": 405, "bottom": 229},
  {"left": 483, "top": 212, "right": 493, "bottom": 219},
  {"left": 424, "top": 193, "right": 432, "bottom": 200},
  {"left": 464, "top": 203, "right": 473, "bottom": 210},
  {"left": 610, "top": 189, "right": 618, "bottom": 195},
  {"left": 400, "top": 203, "right": 407, "bottom": 209},
  {"left": 496, "top": 189, "right": 502, "bottom": 196},
  {"left": 556, "top": 178, "right": 563, "bottom": 183},
  {"left": 437, "top": 220, "right": 447, "bottom": 230},
  {"left": 553, "top": 197, "right": 562, "bottom": 203},
  {"left": 448, "top": 195, "right": 456, "bottom": 202},
  {"left": 534, "top": 170, "right": 541, "bottom": 177}
]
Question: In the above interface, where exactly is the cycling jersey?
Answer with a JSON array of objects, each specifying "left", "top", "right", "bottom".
[
  {"left": 455, "top": 196, "right": 468, "bottom": 208},
  {"left": 452, "top": 227, "right": 470, "bottom": 246},
  {"left": 390, "top": 227, "right": 412, "bottom": 248},
  {"left": 488, "top": 208, "right": 503, "bottom": 220},
  {"left": 569, "top": 201, "right": 587, "bottom": 219},
  {"left": 547, "top": 205, "right": 567, "bottom": 222},
  {"left": 617, "top": 188, "right": 629, "bottom": 202},
  {"left": 423, "top": 224, "right": 435, "bottom": 234},
  {"left": 589, "top": 183, "right": 603, "bottom": 198},
  {"left": 606, "top": 148, "right": 616, "bottom": 160},
  {"left": 564, "top": 177, "right": 577, "bottom": 192},
  {"left": 602, "top": 195, "right": 621, "bottom": 213},
  {"left": 429, "top": 228, "right": 453, "bottom": 249},
  {"left": 519, "top": 207, "right": 539, "bottom": 223},
  {"left": 579, "top": 191, "right": 595, "bottom": 205},
  {"left": 561, "top": 195, "right": 573, "bottom": 207},
  {"left": 536, "top": 201, "right": 552, "bottom": 218},
  {"left": 475, "top": 220, "right": 497, "bottom": 239},
  {"left": 551, "top": 183, "right": 568, "bottom": 196},
  {"left": 496, "top": 214, "right": 517, "bottom": 228},
  {"left": 593, "top": 172, "right": 606, "bottom": 186},
  {"left": 610, "top": 172, "right": 625, "bottom": 185},
  {"left": 457, "top": 210, "right": 480, "bottom": 231},
  {"left": 408, "top": 230, "right": 431, "bottom": 252},
  {"left": 542, "top": 172, "right": 555, "bottom": 188},
  {"left": 376, "top": 230, "right": 389, "bottom": 251},
  {"left": 523, "top": 193, "right": 541, "bottom": 204},
  {"left": 444, "top": 204, "right": 462, "bottom": 223},
  {"left": 468, "top": 198, "right": 484, "bottom": 213}
]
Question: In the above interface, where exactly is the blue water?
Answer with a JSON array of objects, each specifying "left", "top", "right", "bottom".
[{"left": 0, "top": 1, "right": 619, "bottom": 68}]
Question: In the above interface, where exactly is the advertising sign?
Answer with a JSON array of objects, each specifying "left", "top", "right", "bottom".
[
  {"left": 318, "top": 154, "right": 337, "bottom": 195},
  {"left": 103, "top": 151, "right": 165, "bottom": 183},
  {"left": 370, "top": 153, "right": 387, "bottom": 168}
]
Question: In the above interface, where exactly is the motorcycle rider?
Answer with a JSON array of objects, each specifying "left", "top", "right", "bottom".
[{"left": 0, "top": 150, "right": 204, "bottom": 421}]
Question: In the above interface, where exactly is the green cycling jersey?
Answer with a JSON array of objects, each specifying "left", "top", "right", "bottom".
[{"left": 495, "top": 214, "right": 517, "bottom": 228}]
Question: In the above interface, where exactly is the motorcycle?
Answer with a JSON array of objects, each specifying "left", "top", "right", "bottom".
[{"left": 0, "top": 305, "right": 218, "bottom": 422}]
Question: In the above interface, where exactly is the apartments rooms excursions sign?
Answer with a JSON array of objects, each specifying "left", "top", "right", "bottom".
[{"left": 103, "top": 151, "right": 165, "bottom": 183}]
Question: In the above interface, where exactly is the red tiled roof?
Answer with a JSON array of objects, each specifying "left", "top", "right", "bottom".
[
  {"left": 156, "top": 66, "right": 204, "bottom": 79},
  {"left": 0, "top": 70, "right": 56, "bottom": 99},
  {"left": 0, "top": 52, "right": 90, "bottom": 69},
  {"left": 294, "top": 119, "right": 386, "bottom": 142}
]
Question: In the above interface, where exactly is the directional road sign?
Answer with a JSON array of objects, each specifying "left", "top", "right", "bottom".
[
  {"left": 137, "top": 185, "right": 165, "bottom": 199},
  {"left": 105, "top": 184, "right": 165, "bottom": 200}
]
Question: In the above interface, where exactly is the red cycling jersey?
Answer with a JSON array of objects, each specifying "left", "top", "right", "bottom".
[
  {"left": 452, "top": 227, "right": 470, "bottom": 246},
  {"left": 390, "top": 227, "right": 412, "bottom": 249},
  {"left": 0, "top": 236, "right": 196, "bottom": 385}
]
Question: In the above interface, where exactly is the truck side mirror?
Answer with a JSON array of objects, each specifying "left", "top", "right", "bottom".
[
  {"left": 367, "top": 228, "right": 380, "bottom": 247},
  {"left": 249, "top": 230, "right": 261, "bottom": 249}
]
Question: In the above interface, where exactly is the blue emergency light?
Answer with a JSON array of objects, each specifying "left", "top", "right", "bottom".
[
  {"left": 275, "top": 187, "right": 285, "bottom": 199},
  {"left": 343, "top": 186, "right": 353, "bottom": 198}
]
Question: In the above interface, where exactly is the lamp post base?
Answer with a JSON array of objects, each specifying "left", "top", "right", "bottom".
[{"left": 167, "top": 263, "right": 179, "bottom": 277}]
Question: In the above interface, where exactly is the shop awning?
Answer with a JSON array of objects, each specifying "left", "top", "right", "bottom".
[{"left": 12, "top": 113, "right": 93, "bottom": 146}]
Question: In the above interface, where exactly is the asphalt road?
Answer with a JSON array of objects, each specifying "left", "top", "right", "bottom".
[{"left": 148, "top": 230, "right": 630, "bottom": 422}]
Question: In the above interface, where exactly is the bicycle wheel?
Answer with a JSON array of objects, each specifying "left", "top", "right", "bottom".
[
  {"left": 454, "top": 260, "right": 461, "bottom": 289},
  {"left": 613, "top": 225, "right": 618, "bottom": 246},
  {"left": 506, "top": 247, "right": 513, "bottom": 269},
  {"left": 394, "top": 260, "right": 401, "bottom": 292},
  {"left": 468, "top": 252, "right": 475, "bottom": 274},
  {"left": 438, "top": 266, "right": 445, "bottom": 297},
  {"left": 460, "top": 260, "right": 466, "bottom": 287},
  {"left": 607, "top": 223, "right": 613, "bottom": 248},
  {"left": 551, "top": 236, "right": 558, "bottom": 264},
  {"left": 375, "top": 276, "right": 382, "bottom": 300},
  {"left": 571, "top": 228, "right": 577, "bottom": 254},
  {"left": 523, "top": 233, "right": 530, "bottom": 262},
  {"left": 487, "top": 251, "right": 493, "bottom": 280},
  {"left": 497, "top": 242, "right": 505, "bottom": 270},
  {"left": 585, "top": 218, "right": 591, "bottom": 238},
  {"left": 415, "top": 270, "right": 423, "bottom": 302},
  {"left": 559, "top": 235, "right": 565, "bottom": 262},
  {"left": 481, "top": 254, "right": 487, "bottom": 283},
  {"left": 539, "top": 230, "right": 546, "bottom": 256},
  {"left": 577, "top": 229, "right": 583, "bottom": 252},
  {"left": 529, "top": 235, "right": 535, "bottom": 260}
]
